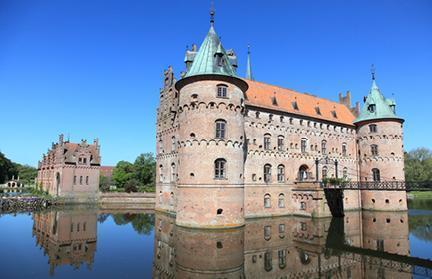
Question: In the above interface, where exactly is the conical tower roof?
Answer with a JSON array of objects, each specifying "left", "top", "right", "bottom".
[
  {"left": 354, "top": 78, "right": 403, "bottom": 124},
  {"left": 184, "top": 25, "right": 238, "bottom": 78}
]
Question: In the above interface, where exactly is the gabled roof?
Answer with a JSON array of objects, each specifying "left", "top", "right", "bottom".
[
  {"left": 244, "top": 80, "right": 356, "bottom": 126},
  {"left": 354, "top": 79, "right": 403, "bottom": 124},
  {"left": 184, "top": 25, "right": 238, "bottom": 78}
]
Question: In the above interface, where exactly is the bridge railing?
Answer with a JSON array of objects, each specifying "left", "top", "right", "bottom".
[{"left": 322, "top": 181, "right": 432, "bottom": 191}]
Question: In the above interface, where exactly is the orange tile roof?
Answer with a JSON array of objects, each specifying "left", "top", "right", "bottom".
[{"left": 244, "top": 80, "right": 356, "bottom": 126}]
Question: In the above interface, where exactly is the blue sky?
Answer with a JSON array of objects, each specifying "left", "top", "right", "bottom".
[{"left": 1, "top": 0, "right": 431, "bottom": 167}]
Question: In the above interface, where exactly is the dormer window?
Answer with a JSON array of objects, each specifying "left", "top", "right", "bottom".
[
  {"left": 331, "top": 110, "right": 337, "bottom": 118},
  {"left": 368, "top": 104, "right": 376, "bottom": 113},
  {"left": 390, "top": 104, "right": 396, "bottom": 113},
  {"left": 315, "top": 107, "right": 321, "bottom": 115},
  {"left": 292, "top": 101, "right": 299, "bottom": 110},
  {"left": 216, "top": 85, "right": 227, "bottom": 98},
  {"left": 272, "top": 96, "right": 278, "bottom": 106},
  {"left": 215, "top": 53, "right": 224, "bottom": 67}
]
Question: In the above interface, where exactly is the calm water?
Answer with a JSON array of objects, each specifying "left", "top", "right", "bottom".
[{"left": 0, "top": 201, "right": 431, "bottom": 279}]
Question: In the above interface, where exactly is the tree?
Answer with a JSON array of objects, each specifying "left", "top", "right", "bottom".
[
  {"left": 405, "top": 148, "right": 432, "bottom": 182},
  {"left": 14, "top": 164, "right": 37, "bottom": 185},
  {"left": 99, "top": 175, "right": 110, "bottom": 192},
  {"left": 124, "top": 179, "right": 139, "bottom": 193},
  {"left": 112, "top": 161, "right": 135, "bottom": 188},
  {"left": 134, "top": 153, "right": 156, "bottom": 186},
  {"left": 0, "top": 152, "right": 18, "bottom": 184}
]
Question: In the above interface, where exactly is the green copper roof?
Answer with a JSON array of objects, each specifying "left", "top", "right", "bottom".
[
  {"left": 184, "top": 25, "right": 238, "bottom": 78},
  {"left": 354, "top": 79, "right": 403, "bottom": 124}
]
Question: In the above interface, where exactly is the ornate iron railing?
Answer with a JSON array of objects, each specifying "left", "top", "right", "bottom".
[{"left": 322, "top": 181, "right": 432, "bottom": 191}]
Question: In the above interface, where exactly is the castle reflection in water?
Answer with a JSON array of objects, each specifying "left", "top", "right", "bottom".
[{"left": 31, "top": 209, "right": 411, "bottom": 278}]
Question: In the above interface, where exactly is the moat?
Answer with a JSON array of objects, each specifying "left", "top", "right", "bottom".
[{"left": 0, "top": 200, "right": 431, "bottom": 279}]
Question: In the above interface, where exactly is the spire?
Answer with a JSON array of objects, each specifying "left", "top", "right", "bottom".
[
  {"left": 210, "top": 0, "right": 215, "bottom": 26},
  {"left": 371, "top": 64, "right": 378, "bottom": 89},
  {"left": 246, "top": 45, "right": 254, "bottom": 80}
]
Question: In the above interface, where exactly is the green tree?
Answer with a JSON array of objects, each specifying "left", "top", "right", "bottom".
[
  {"left": 14, "top": 164, "right": 37, "bottom": 185},
  {"left": 405, "top": 148, "right": 432, "bottom": 182},
  {"left": 99, "top": 175, "right": 110, "bottom": 192},
  {"left": 134, "top": 153, "right": 156, "bottom": 186},
  {"left": 0, "top": 152, "right": 18, "bottom": 184},
  {"left": 112, "top": 161, "right": 135, "bottom": 188}
]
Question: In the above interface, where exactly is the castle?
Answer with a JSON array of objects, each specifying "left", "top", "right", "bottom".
[
  {"left": 156, "top": 10, "right": 407, "bottom": 228},
  {"left": 36, "top": 134, "right": 101, "bottom": 198}
]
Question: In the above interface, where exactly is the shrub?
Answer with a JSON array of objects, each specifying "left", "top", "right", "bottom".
[{"left": 124, "top": 179, "right": 139, "bottom": 193}]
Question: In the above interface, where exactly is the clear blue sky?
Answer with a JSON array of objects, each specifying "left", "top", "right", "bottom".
[{"left": 1, "top": 0, "right": 431, "bottom": 167}]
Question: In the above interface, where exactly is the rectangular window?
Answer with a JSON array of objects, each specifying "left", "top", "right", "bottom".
[
  {"left": 215, "top": 121, "right": 226, "bottom": 139},
  {"left": 217, "top": 86, "right": 227, "bottom": 98},
  {"left": 70, "top": 223, "right": 74, "bottom": 233},
  {"left": 301, "top": 139, "right": 307, "bottom": 153},
  {"left": 277, "top": 137, "right": 284, "bottom": 151},
  {"left": 264, "top": 137, "right": 271, "bottom": 150},
  {"left": 80, "top": 176, "right": 83, "bottom": 185},
  {"left": 83, "top": 158, "right": 87, "bottom": 164},
  {"left": 342, "top": 144, "right": 347, "bottom": 156},
  {"left": 371, "top": 145, "right": 379, "bottom": 156},
  {"left": 369, "top": 124, "right": 378, "bottom": 133},
  {"left": 86, "top": 176, "right": 89, "bottom": 185},
  {"left": 73, "top": 176, "right": 76, "bottom": 185}
]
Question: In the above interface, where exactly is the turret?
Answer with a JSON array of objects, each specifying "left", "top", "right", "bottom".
[
  {"left": 174, "top": 8, "right": 248, "bottom": 228},
  {"left": 354, "top": 67, "right": 406, "bottom": 211}
]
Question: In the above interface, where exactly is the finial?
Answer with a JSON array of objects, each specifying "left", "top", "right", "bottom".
[
  {"left": 371, "top": 64, "right": 376, "bottom": 80},
  {"left": 210, "top": 0, "right": 215, "bottom": 26},
  {"left": 246, "top": 44, "right": 254, "bottom": 80}
]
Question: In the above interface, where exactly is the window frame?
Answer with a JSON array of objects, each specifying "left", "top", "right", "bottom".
[
  {"left": 215, "top": 119, "right": 227, "bottom": 139},
  {"left": 214, "top": 158, "right": 227, "bottom": 179},
  {"left": 216, "top": 84, "right": 228, "bottom": 98}
]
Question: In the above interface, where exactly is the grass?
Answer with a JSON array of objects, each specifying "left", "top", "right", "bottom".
[{"left": 408, "top": 191, "right": 432, "bottom": 199}]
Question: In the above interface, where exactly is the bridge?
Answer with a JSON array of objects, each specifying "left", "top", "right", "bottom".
[
  {"left": 325, "top": 217, "right": 432, "bottom": 278},
  {"left": 322, "top": 181, "right": 432, "bottom": 191},
  {"left": 322, "top": 181, "right": 432, "bottom": 217}
]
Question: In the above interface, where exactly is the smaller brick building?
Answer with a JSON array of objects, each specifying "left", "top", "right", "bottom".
[{"left": 36, "top": 134, "right": 101, "bottom": 198}]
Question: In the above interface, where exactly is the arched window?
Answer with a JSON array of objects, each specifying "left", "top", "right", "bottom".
[
  {"left": 301, "top": 138, "right": 307, "bottom": 153},
  {"left": 278, "top": 249, "right": 287, "bottom": 269},
  {"left": 278, "top": 193, "right": 285, "bottom": 208},
  {"left": 372, "top": 168, "right": 381, "bottom": 182},
  {"left": 277, "top": 135, "right": 284, "bottom": 151},
  {"left": 371, "top": 144, "right": 379, "bottom": 156},
  {"left": 264, "top": 194, "right": 271, "bottom": 208},
  {"left": 264, "top": 225, "right": 271, "bottom": 240},
  {"left": 264, "top": 164, "right": 272, "bottom": 183},
  {"left": 321, "top": 140, "right": 327, "bottom": 155},
  {"left": 277, "top": 165, "right": 285, "bottom": 183},
  {"left": 264, "top": 251, "right": 273, "bottom": 272},
  {"left": 171, "top": 136, "right": 176, "bottom": 152},
  {"left": 298, "top": 165, "right": 309, "bottom": 181},
  {"left": 342, "top": 143, "right": 347, "bottom": 156},
  {"left": 264, "top": 134, "right": 271, "bottom": 150},
  {"left": 171, "top": 163, "right": 176, "bottom": 182},
  {"left": 322, "top": 166, "right": 328, "bottom": 179},
  {"left": 343, "top": 167, "right": 348, "bottom": 179},
  {"left": 215, "top": 119, "right": 226, "bottom": 139},
  {"left": 216, "top": 84, "right": 227, "bottom": 98},
  {"left": 214, "top": 159, "right": 226, "bottom": 179}
]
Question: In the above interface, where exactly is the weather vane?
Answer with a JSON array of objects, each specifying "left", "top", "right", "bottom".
[
  {"left": 210, "top": 0, "right": 215, "bottom": 25},
  {"left": 371, "top": 64, "right": 376, "bottom": 80}
]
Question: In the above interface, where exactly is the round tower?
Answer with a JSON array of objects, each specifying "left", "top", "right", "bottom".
[
  {"left": 355, "top": 71, "right": 407, "bottom": 211},
  {"left": 174, "top": 13, "right": 248, "bottom": 228}
]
